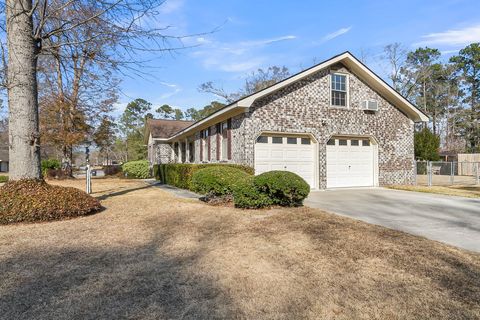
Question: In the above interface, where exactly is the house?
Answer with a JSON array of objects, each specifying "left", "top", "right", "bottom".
[
  {"left": 146, "top": 52, "right": 428, "bottom": 189},
  {"left": 0, "top": 148, "right": 9, "bottom": 172}
]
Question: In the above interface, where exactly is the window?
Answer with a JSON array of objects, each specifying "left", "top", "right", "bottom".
[
  {"left": 362, "top": 140, "right": 370, "bottom": 146},
  {"left": 301, "top": 138, "right": 311, "bottom": 145},
  {"left": 327, "top": 138, "right": 336, "bottom": 146},
  {"left": 272, "top": 137, "right": 283, "bottom": 144},
  {"left": 331, "top": 73, "right": 347, "bottom": 107},
  {"left": 256, "top": 136, "right": 268, "bottom": 143},
  {"left": 221, "top": 121, "right": 228, "bottom": 160},
  {"left": 287, "top": 137, "right": 297, "bottom": 144},
  {"left": 339, "top": 139, "right": 347, "bottom": 146},
  {"left": 351, "top": 139, "right": 359, "bottom": 146},
  {"left": 201, "top": 129, "right": 209, "bottom": 161}
]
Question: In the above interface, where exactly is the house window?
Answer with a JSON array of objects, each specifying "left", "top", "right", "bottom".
[
  {"left": 287, "top": 137, "right": 297, "bottom": 144},
  {"left": 351, "top": 139, "right": 359, "bottom": 146},
  {"left": 301, "top": 138, "right": 311, "bottom": 145},
  {"left": 221, "top": 121, "right": 228, "bottom": 160},
  {"left": 256, "top": 136, "right": 268, "bottom": 143},
  {"left": 362, "top": 140, "right": 370, "bottom": 146},
  {"left": 327, "top": 138, "right": 335, "bottom": 146},
  {"left": 339, "top": 139, "right": 347, "bottom": 146},
  {"left": 331, "top": 73, "right": 347, "bottom": 107},
  {"left": 272, "top": 137, "right": 283, "bottom": 144}
]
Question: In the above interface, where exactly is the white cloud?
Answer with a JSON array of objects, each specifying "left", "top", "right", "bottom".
[
  {"left": 416, "top": 24, "right": 480, "bottom": 46},
  {"left": 191, "top": 35, "right": 297, "bottom": 73},
  {"left": 159, "top": 82, "right": 181, "bottom": 99},
  {"left": 318, "top": 27, "right": 352, "bottom": 43}
]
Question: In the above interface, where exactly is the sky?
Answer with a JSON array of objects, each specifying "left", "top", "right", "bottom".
[{"left": 116, "top": 0, "right": 480, "bottom": 116}]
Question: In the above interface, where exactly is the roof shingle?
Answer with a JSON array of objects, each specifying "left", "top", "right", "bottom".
[{"left": 146, "top": 119, "right": 194, "bottom": 139}]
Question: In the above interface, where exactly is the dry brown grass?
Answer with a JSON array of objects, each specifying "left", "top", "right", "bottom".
[
  {"left": 390, "top": 184, "right": 480, "bottom": 198},
  {"left": 1, "top": 178, "right": 479, "bottom": 319}
]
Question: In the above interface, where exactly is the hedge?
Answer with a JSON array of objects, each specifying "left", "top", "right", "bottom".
[
  {"left": 122, "top": 160, "right": 150, "bottom": 179},
  {"left": 41, "top": 159, "right": 61, "bottom": 176},
  {"left": 232, "top": 176, "right": 273, "bottom": 209},
  {"left": 0, "top": 176, "right": 8, "bottom": 183},
  {"left": 191, "top": 166, "right": 250, "bottom": 195},
  {"left": 0, "top": 179, "right": 102, "bottom": 225},
  {"left": 154, "top": 163, "right": 254, "bottom": 190},
  {"left": 254, "top": 171, "right": 310, "bottom": 206}
]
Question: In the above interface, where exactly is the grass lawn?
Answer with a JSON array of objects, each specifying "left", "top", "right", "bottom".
[
  {"left": 390, "top": 184, "right": 480, "bottom": 198},
  {"left": 1, "top": 178, "right": 479, "bottom": 319}
]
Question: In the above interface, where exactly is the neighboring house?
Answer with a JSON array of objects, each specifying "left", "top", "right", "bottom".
[
  {"left": 146, "top": 52, "right": 428, "bottom": 189},
  {"left": 0, "top": 148, "right": 9, "bottom": 173}
]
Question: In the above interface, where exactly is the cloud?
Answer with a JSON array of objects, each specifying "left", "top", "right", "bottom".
[
  {"left": 159, "top": 82, "right": 181, "bottom": 99},
  {"left": 416, "top": 23, "right": 480, "bottom": 46},
  {"left": 159, "top": 0, "right": 184, "bottom": 14},
  {"left": 318, "top": 27, "right": 352, "bottom": 43},
  {"left": 191, "top": 35, "right": 297, "bottom": 73}
]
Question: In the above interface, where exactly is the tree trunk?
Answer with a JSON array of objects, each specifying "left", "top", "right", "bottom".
[{"left": 6, "top": 0, "right": 42, "bottom": 180}]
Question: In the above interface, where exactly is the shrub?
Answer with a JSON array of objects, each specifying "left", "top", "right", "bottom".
[
  {"left": 45, "top": 169, "right": 69, "bottom": 180},
  {"left": 154, "top": 163, "right": 254, "bottom": 190},
  {"left": 103, "top": 165, "right": 122, "bottom": 176},
  {"left": 191, "top": 166, "right": 250, "bottom": 195},
  {"left": 254, "top": 171, "right": 310, "bottom": 206},
  {"left": 41, "top": 159, "right": 61, "bottom": 176},
  {"left": 122, "top": 160, "right": 150, "bottom": 179},
  {"left": 0, "top": 176, "right": 8, "bottom": 183},
  {"left": 232, "top": 176, "right": 273, "bottom": 209},
  {"left": 0, "top": 179, "right": 102, "bottom": 225}
]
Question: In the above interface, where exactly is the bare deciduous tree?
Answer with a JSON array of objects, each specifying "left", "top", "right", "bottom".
[{"left": 2, "top": 0, "right": 193, "bottom": 180}]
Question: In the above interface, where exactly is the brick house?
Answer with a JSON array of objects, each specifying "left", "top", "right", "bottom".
[{"left": 145, "top": 52, "right": 428, "bottom": 189}]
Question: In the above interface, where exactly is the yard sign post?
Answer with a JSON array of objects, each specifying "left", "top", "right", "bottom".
[{"left": 85, "top": 144, "right": 92, "bottom": 194}]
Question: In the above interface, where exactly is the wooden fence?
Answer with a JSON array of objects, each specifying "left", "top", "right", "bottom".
[{"left": 458, "top": 154, "right": 480, "bottom": 175}]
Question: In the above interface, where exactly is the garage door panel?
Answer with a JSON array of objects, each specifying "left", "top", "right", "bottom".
[
  {"left": 327, "top": 138, "right": 375, "bottom": 188},
  {"left": 255, "top": 135, "right": 316, "bottom": 188}
]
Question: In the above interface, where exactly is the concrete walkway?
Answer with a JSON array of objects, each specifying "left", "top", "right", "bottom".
[
  {"left": 145, "top": 180, "right": 201, "bottom": 200},
  {"left": 305, "top": 188, "right": 480, "bottom": 252}
]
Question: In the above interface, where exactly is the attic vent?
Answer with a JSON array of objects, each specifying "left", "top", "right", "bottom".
[{"left": 362, "top": 100, "right": 379, "bottom": 111}]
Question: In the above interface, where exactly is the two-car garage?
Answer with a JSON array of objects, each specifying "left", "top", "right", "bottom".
[{"left": 254, "top": 134, "right": 377, "bottom": 189}]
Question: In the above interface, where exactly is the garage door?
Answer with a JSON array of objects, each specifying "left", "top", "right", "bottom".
[
  {"left": 326, "top": 137, "right": 375, "bottom": 188},
  {"left": 254, "top": 135, "right": 316, "bottom": 188}
]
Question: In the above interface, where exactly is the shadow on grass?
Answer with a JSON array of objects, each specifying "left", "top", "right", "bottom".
[
  {"left": 0, "top": 228, "right": 240, "bottom": 320},
  {"left": 96, "top": 184, "right": 153, "bottom": 201}
]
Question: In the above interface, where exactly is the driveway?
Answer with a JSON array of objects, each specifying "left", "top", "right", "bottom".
[{"left": 305, "top": 188, "right": 480, "bottom": 252}]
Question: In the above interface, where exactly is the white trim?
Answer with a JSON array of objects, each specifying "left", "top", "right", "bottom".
[
  {"left": 165, "top": 52, "right": 428, "bottom": 142},
  {"left": 329, "top": 72, "right": 350, "bottom": 109}
]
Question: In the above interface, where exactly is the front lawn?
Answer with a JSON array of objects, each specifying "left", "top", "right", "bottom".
[
  {"left": 1, "top": 178, "right": 479, "bottom": 319},
  {"left": 390, "top": 184, "right": 480, "bottom": 198}
]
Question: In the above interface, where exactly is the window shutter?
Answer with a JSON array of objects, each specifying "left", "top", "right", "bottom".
[
  {"left": 200, "top": 131, "right": 203, "bottom": 161},
  {"left": 216, "top": 124, "right": 221, "bottom": 161},
  {"left": 227, "top": 119, "right": 232, "bottom": 160},
  {"left": 207, "top": 127, "right": 211, "bottom": 161}
]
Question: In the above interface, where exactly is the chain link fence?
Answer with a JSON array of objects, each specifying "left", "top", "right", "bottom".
[{"left": 416, "top": 161, "right": 480, "bottom": 186}]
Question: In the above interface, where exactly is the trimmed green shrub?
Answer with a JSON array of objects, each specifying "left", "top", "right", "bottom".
[
  {"left": 0, "top": 179, "right": 102, "bottom": 225},
  {"left": 154, "top": 163, "right": 254, "bottom": 190},
  {"left": 41, "top": 159, "right": 61, "bottom": 175},
  {"left": 254, "top": 171, "right": 310, "bottom": 206},
  {"left": 0, "top": 176, "right": 8, "bottom": 183},
  {"left": 122, "top": 160, "right": 150, "bottom": 179},
  {"left": 191, "top": 166, "right": 250, "bottom": 195},
  {"left": 232, "top": 176, "right": 273, "bottom": 209}
]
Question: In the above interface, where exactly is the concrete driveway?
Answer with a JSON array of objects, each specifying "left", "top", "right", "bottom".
[{"left": 305, "top": 188, "right": 480, "bottom": 252}]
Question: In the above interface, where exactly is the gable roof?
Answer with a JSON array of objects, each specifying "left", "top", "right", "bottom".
[
  {"left": 166, "top": 51, "right": 429, "bottom": 141},
  {"left": 145, "top": 119, "right": 195, "bottom": 142}
]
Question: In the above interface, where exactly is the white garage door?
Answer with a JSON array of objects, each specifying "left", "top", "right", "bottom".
[
  {"left": 326, "top": 137, "right": 375, "bottom": 188},
  {"left": 254, "top": 135, "right": 316, "bottom": 188}
]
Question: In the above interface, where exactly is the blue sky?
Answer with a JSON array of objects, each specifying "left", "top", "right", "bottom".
[{"left": 117, "top": 0, "right": 480, "bottom": 115}]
